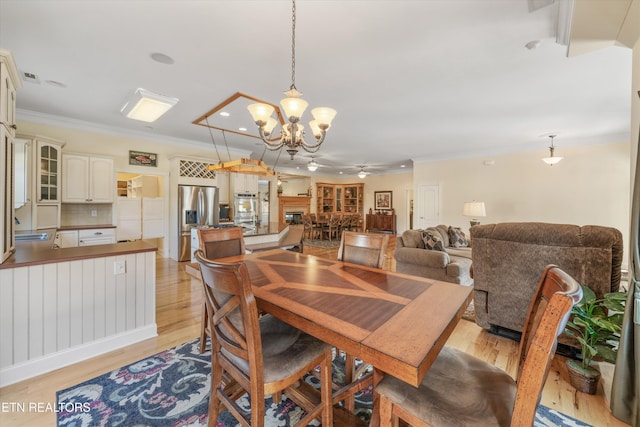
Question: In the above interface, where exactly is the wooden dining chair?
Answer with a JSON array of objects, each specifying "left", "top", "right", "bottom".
[
  {"left": 322, "top": 214, "right": 341, "bottom": 241},
  {"left": 338, "top": 231, "right": 389, "bottom": 269},
  {"left": 301, "top": 215, "right": 316, "bottom": 240},
  {"left": 374, "top": 265, "right": 582, "bottom": 427},
  {"left": 195, "top": 251, "right": 333, "bottom": 427},
  {"left": 197, "top": 227, "right": 246, "bottom": 353},
  {"left": 338, "top": 214, "right": 351, "bottom": 238},
  {"left": 337, "top": 231, "right": 390, "bottom": 411}
]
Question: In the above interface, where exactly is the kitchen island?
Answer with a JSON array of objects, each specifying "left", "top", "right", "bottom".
[{"left": 0, "top": 235, "right": 158, "bottom": 387}]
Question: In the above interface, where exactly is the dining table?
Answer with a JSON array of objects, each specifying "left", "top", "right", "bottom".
[{"left": 210, "top": 248, "right": 474, "bottom": 425}]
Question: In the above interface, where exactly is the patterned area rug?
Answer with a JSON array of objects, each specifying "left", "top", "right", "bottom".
[
  {"left": 56, "top": 338, "right": 592, "bottom": 426},
  {"left": 462, "top": 298, "right": 476, "bottom": 322},
  {"left": 303, "top": 239, "right": 340, "bottom": 249}
]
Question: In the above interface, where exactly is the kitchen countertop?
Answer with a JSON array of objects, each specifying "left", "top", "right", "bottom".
[
  {"left": 56, "top": 224, "right": 116, "bottom": 231},
  {"left": 1, "top": 228, "right": 157, "bottom": 269}
]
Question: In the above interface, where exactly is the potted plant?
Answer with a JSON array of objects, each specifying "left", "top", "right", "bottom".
[{"left": 563, "top": 285, "right": 626, "bottom": 394}]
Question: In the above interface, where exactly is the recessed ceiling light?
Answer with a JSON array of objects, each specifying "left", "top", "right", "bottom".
[
  {"left": 339, "top": 171, "right": 343, "bottom": 174},
  {"left": 220, "top": 111, "right": 230, "bottom": 117},
  {"left": 400, "top": 164, "right": 405, "bottom": 168},
  {"left": 45, "top": 80, "right": 67, "bottom": 88},
  {"left": 525, "top": 40, "right": 542, "bottom": 50},
  {"left": 150, "top": 52, "right": 174, "bottom": 64},
  {"left": 238, "top": 127, "right": 247, "bottom": 132},
  {"left": 121, "top": 88, "right": 179, "bottom": 122}
]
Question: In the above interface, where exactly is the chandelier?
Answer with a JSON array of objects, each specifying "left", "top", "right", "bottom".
[
  {"left": 541, "top": 134, "right": 563, "bottom": 166},
  {"left": 247, "top": 0, "right": 336, "bottom": 160}
]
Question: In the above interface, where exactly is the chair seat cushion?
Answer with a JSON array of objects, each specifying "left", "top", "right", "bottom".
[
  {"left": 376, "top": 346, "right": 516, "bottom": 427},
  {"left": 224, "top": 314, "right": 329, "bottom": 384}
]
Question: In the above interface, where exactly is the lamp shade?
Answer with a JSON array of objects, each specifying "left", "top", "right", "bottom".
[
  {"left": 247, "top": 103, "right": 275, "bottom": 123},
  {"left": 311, "top": 107, "right": 337, "bottom": 127},
  {"left": 280, "top": 96, "right": 309, "bottom": 119},
  {"left": 542, "top": 156, "right": 563, "bottom": 165},
  {"left": 463, "top": 201, "right": 486, "bottom": 218}
]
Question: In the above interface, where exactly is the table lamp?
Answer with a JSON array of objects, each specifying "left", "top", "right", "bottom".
[{"left": 463, "top": 201, "right": 486, "bottom": 226}]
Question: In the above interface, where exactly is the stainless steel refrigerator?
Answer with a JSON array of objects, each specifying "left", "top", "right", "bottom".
[{"left": 178, "top": 185, "right": 219, "bottom": 261}]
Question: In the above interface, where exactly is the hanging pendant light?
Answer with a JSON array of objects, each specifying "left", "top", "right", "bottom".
[
  {"left": 541, "top": 135, "right": 563, "bottom": 165},
  {"left": 247, "top": 0, "right": 336, "bottom": 160}
]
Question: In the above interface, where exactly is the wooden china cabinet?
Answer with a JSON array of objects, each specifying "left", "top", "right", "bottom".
[{"left": 315, "top": 182, "right": 364, "bottom": 216}]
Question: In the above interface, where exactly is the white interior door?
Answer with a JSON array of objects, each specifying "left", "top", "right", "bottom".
[{"left": 415, "top": 184, "right": 440, "bottom": 229}]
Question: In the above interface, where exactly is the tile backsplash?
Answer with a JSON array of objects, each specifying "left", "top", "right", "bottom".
[{"left": 61, "top": 203, "right": 113, "bottom": 226}]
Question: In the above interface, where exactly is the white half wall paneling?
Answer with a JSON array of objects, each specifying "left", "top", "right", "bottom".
[{"left": 0, "top": 251, "right": 157, "bottom": 387}]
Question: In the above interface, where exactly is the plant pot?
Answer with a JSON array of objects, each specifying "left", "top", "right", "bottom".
[{"left": 566, "top": 359, "right": 601, "bottom": 395}]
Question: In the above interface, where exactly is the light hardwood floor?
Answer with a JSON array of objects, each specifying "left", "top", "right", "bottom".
[{"left": 0, "top": 239, "right": 629, "bottom": 426}]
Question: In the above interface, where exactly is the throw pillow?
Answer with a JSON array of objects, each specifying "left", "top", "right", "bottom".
[
  {"left": 448, "top": 226, "right": 469, "bottom": 248},
  {"left": 422, "top": 231, "right": 445, "bottom": 251}
]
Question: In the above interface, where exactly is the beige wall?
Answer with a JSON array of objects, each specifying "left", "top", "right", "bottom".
[{"left": 414, "top": 141, "right": 631, "bottom": 268}]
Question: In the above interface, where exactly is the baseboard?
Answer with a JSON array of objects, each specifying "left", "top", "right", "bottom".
[{"left": 0, "top": 324, "right": 157, "bottom": 387}]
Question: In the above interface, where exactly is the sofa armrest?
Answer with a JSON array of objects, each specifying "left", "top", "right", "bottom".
[{"left": 394, "top": 247, "right": 450, "bottom": 268}]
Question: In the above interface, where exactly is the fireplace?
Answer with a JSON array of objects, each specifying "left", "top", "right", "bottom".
[
  {"left": 278, "top": 196, "right": 311, "bottom": 228},
  {"left": 285, "top": 211, "right": 304, "bottom": 224}
]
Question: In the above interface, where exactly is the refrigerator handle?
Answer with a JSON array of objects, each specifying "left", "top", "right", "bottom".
[{"left": 197, "top": 189, "right": 204, "bottom": 226}]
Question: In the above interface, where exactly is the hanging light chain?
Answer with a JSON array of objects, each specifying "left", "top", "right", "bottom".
[{"left": 290, "top": 0, "right": 296, "bottom": 90}]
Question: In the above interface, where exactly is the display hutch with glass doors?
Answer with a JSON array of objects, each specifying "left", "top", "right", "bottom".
[{"left": 315, "top": 183, "right": 364, "bottom": 216}]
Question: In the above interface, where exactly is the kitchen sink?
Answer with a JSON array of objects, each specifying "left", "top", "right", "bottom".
[{"left": 15, "top": 232, "right": 49, "bottom": 241}]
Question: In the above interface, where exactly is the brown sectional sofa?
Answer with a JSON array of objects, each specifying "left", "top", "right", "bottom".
[
  {"left": 470, "top": 222, "right": 623, "bottom": 336},
  {"left": 394, "top": 225, "right": 473, "bottom": 286}
]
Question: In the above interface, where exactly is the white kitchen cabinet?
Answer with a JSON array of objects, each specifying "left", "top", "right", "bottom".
[
  {"left": 54, "top": 230, "right": 79, "bottom": 248},
  {"left": 37, "top": 140, "right": 62, "bottom": 204},
  {"left": 55, "top": 228, "right": 116, "bottom": 247},
  {"left": 230, "top": 173, "right": 258, "bottom": 195},
  {"left": 62, "top": 154, "right": 114, "bottom": 203},
  {"left": 116, "top": 197, "right": 142, "bottom": 241},
  {"left": 1, "top": 126, "right": 15, "bottom": 262},
  {"left": 78, "top": 228, "right": 116, "bottom": 246},
  {"left": 216, "top": 171, "right": 229, "bottom": 204},
  {"left": 0, "top": 51, "right": 18, "bottom": 138},
  {"left": 142, "top": 197, "right": 164, "bottom": 238},
  {"left": 13, "top": 138, "right": 30, "bottom": 209},
  {"left": 1, "top": 50, "right": 20, "bottom": 262}
]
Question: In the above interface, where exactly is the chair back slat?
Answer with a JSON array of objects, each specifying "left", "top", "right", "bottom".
[
  {"left": 338, "top": 231, "right": 389, "bottom": 269},
  {"left": 198, "top": 227, "right": 245, "bottom": 259},
  {"left": 511, "top": 265, "right": 582, "bottom": 425}
]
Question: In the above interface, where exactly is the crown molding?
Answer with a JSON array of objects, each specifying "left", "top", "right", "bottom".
[{"left": 16, "top": 109, "right": 253, "bottom": 158}]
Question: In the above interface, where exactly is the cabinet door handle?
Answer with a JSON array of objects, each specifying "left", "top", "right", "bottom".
[{"left": 94, "top": 232, "right": 103, "bottom": 236}]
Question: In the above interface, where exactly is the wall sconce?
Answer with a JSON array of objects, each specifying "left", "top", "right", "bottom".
[{"left": 463, "top": 201, "right": 486, "bottom": 226}]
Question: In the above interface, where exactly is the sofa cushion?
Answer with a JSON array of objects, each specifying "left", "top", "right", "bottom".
[
  {"left": 401, "top": 229, "right": 425, "bottom": 249},
  {"left": 422, "top": 230, "right": 445, "bottom": 251},
  {"left": 448, "top": 226, "right": 469, "bottom": 248}
]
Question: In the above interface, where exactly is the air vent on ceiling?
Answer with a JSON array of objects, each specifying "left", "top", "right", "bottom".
[{"left": 21, "top": 71, "right": 40, "bottom": 84}]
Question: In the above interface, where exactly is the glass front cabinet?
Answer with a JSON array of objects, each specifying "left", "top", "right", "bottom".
[
  {"left": 37, "top": 140, "right": 61, "bottom": 203},
  {"left": 315, "top": 183, "right": 364, "bottom": 216}
]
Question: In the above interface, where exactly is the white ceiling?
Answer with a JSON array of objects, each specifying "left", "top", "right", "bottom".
[{"left": 0, "top": 0, "right": 633, "bottom": 177}]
